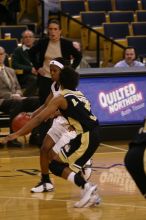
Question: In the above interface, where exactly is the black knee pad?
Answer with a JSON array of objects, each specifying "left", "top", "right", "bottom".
[{"left": 49, "top": 160, "right": 68, "bottom": 177}]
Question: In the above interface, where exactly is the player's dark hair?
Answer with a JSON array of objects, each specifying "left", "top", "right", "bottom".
[
  {"left": 52, "top": 57, "right": 70, "bottom": 66},
  {"left": 60, "top": 67, "right": 79, "bottom": 90}
]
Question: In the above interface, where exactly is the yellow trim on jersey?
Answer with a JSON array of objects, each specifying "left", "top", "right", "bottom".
[
  {"left": 61, "top": 89, "right": 91, "bottom": 111},
  {"left": 58, "top": 132, "right": 89, "bottom": 173},
  {"left": 68, "top": 117, "right": 83, "bottom": 134},
  {"left": 61, "top": 89, "right": 84, "bottom": 97},
  {"left": 69, "top": 132, "right": 89, "bottom": 172},
  {"left": 90, "top": 115, "right": 97, "bottom": 121}
]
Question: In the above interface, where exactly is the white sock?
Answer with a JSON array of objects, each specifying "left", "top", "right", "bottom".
[{"left": 67, "top": 172, "right": 75, "bottom": 184}]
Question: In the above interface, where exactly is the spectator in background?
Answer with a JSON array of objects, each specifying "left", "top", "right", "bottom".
[
  {"left": 114, "top": 46, "right": 145, "bottom": 67},
  {"left": 12, "top": 30, "right": 38, "bottom": 97},
  {"left": 0, "top": 46, "right": 40, "bottom": 147},
  {"left": 29, "top": 19, "right": 82, "bottom": 105}
]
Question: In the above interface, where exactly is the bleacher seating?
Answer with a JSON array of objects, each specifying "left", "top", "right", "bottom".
[
  {"left": 127, "top": 35, "right": 146, "bottom": 59},
  {"left": 103, "top": 22, "right": 130, "bottom": 39},
  {"left": 0, "top": 25, "right": 27, "bottom": 42},
  {"left": 114, "top": 0, "right": 139, "bottom": 11},
  {"left": 136, "top": 10, "right": 146, "bottom": 22},
  {"left": 81, "top": 11, "right": 106, "bottom": 27},
  {"left": 80, "top": 11, "right": 106, "bottom": 50},
  {"left": 87, "top": 0, "right": 113, "bottom": 12},
  {"left": 131, "top": 21, "right": 146, "bottom": 35},
  {"left": 103, "top": 22, "right": 130, "bottom": 65},
  {"left": 0, "top": 38, "right": 18, "bottom": 56},
  {"left": 141, "top": 0, "right": 146, "bottom": 10},
  {"left": 60, "top": 0, "right": 86, "bottom": 38},
  {"left": 108, "top": 11, "right": 135, "bottom": 23},
  {"left": 60, "top": 0, "right": 85, "bottom": 16},
  {"left": 59, "top": 0, "right": 146, "bottom": 67}
]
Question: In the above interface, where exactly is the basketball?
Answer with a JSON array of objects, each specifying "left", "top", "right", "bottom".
[{"left": 12, "top": 112, "right": 31, "bottom": 132}]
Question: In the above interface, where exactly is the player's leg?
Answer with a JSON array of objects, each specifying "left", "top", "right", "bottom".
[
  {"left": 125, "top": 142, "right": 146, "bottom": 198},
  {"left": 70, "top": 128, "right": 100, "bottom": 207},
  {"left": 49, "top": 115, "right": 93, "bottom": 181},
  {"left": 125, "top": 119, "right": 146, "bottom": 198},
  {"left": 53, "top": 130, "right": 93, "bottom": 181},
  {"left": 49, "top": 127, "right": 101, "bottom": 207},
  {"left": 31, "top": 134, "right": 55, "bottom": 193},
  {"left": 31, "top": 118, "right": 71, "bottom": 193},
  {"left": 81, "top": 159, "right": 92, "bottom": 181},
  {"left": 49, "top": 153, "right": 100, "bottom": 208}
]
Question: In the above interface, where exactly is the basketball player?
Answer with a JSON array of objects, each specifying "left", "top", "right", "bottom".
[
  {"left": 125, "top": 119, "right": 146, "bottom": 198},
  {"left": 30, "top": 58, "right": 92, "bottom": 193},
  {"left": 4, "top": 67, "right": 101, "bottom": 208}
]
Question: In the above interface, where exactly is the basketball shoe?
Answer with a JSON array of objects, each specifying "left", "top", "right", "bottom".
[
  {"left": 74, "top": 182, "right": 101, "bottom": 208},
  {"left": 31, "top": 181, "right": 54, "bottom": 193}
]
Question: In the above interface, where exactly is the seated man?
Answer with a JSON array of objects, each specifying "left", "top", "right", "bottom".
[
  {"left": 114, "top": 46, "right": 145, "bottom": 67},
  {"left": 0, "top": 46, "right": 40, "bottom": 147},
  {"left": 12, "top": 30, "right": 38, "bottom": 96}
]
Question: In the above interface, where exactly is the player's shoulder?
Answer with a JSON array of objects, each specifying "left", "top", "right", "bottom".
[{"left": 61, "top": 89, "right": 84, "bottom": 97}]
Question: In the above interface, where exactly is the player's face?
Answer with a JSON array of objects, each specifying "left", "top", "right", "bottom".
[{"left": 50, "top": 65, "right": 61, "bottom": 82}]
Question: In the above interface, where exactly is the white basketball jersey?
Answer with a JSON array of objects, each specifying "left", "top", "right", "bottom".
[
  {"left": 51, "top": 81, "right": 68, "bottom": 125},
  {"left": 51, "top": 82, "right": 61, "bottom": 97}
]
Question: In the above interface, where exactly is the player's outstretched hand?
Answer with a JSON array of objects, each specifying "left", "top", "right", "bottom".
[{"left": 3, "top": 133, "right": 18, "bottom": 144}]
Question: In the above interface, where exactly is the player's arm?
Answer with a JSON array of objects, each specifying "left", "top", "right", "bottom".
[
  {"left": 31, "top": 92, "right": 53, "bottom": 118},
  {"left": 4, "top": 95, "right": 67, "bottom": 142}
]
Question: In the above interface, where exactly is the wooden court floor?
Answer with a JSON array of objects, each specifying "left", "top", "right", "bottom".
[{"left": 0, "top": 140, "right": 145, "bottom": 220}]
